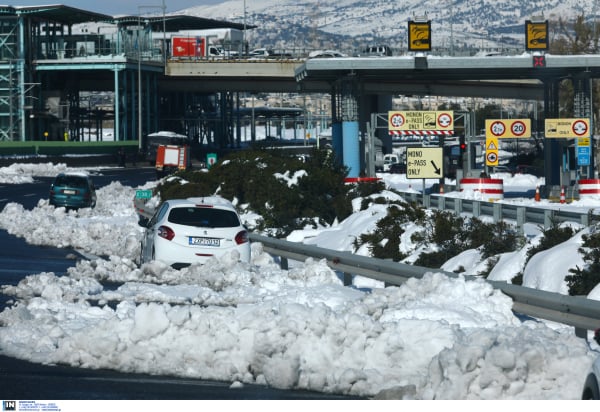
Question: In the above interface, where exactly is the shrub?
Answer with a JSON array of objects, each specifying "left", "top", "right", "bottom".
[
  {"left": 525, "top": 223, "right": 576, "bottom": 262},
  {"left": 566, "top": 230, "right": 600, "bottom": 296},
  {"left": 155, "top": 148, "right": 352, "bottom": 237},
  {"left": 467, "top": 218, "right": 521, "bottom": 258}
]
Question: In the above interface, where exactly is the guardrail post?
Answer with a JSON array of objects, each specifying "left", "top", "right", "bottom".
[
  {"left": 422, "top": 194, "right": 430, "bottom": 208},
  {"left": 454, "top": 198, "right": 462, "bottom": 215},
  {"left": 516, "top": 207, "right": 525, "bottom": 235},
  {"left": 280, "top": 256, "right": 289, "bottom": 270},
  {"left": 438, "top": 195, "right": 445, "bottom": 211},
  {"left": 544, "top": 209, "right": 555, "bottom": 229},
  {"left": 493, "top": 202, "right": 502, "bottom": 223},
  {"left": 343, "top": 273, "right": 352, "bottom": 286},
  {"left": 472, "top": 200, "right": 481, "bottom": 217},
  {"left": 581, "top": 213, "right": 590, "bottom": 227}
]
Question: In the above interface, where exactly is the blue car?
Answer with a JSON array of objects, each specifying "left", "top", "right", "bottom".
[{"left": 49, "top": 172, "right": 97, "bottom": 209}]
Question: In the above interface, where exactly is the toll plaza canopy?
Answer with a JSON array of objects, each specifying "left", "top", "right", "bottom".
[
  {"left": 2, "top": 4, "right": 112, "bottom": 23},
  {"left": 1, "top": 4, "right": 254, "bottom": 31}
]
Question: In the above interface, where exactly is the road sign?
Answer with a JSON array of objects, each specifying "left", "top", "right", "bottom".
[
  {"left": 389, "top": 112, "right": 405, "bottom": 128},
  {"left": 577, "top": 137, "right": 591, "bottom": 166},
  {"left": 207, "top": 153, "right": 217, "bottom": 168},
  {"left": 525, "top": 20, "right": 548, "bottom": 50},
  {"left": 485, "top": 119, "right": 531, "bottom": 138},
  {"left": 406, "top": 146, "right": 444, "bottom": 179},
  {"left": 488, "top": 120, "right": 505, "bottom": 137},
  {"left": 545, "top": 118, "right": 590, "bottom": 138},
  {"left": 135, "top": 189, "right": 153, "bottom": 199},
  {"left": 485, "top": 137, "right": 499, "bottom": 166},
  {"left": 388, "top": 111, "right": 453, "bottom": 132},
  {"left": 572, "top": 119, "right": 589, "bottom": 136},
  {"left": 408, "top": 20, "right": 431, "bottom": 51}
]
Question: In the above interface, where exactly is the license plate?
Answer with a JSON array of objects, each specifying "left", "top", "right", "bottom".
[
  {"left": 63, "top": 189, "right": 76, "bottom": 195},
  {"left": 189, "top": 237, "right": 220, "bottom": 247}
]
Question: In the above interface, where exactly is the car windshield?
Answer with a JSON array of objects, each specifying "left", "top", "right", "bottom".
[
  {"left": 54, "top": 175, "right": 88, "bottom": 188},
  {"left": 168, "top": 206, "right": 240, "bottom": 228}
]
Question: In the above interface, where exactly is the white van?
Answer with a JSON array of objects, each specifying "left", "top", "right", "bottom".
[{"left": 383, "top": 153, "right": 399, "bottom": 172}]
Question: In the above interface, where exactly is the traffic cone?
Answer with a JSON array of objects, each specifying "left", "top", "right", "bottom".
[
  {"left": 560, "top": 186, "right": 566, "bottom": 204},
  {"left": 535, "top": 186, "right": 540, "bottom": 202}
]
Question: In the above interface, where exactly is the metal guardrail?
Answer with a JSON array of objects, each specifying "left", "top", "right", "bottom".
[
  {"left": 404, "top": 191, "right": 595, "bottom": 231},
  {"left": 249, "top": 233, "right": 600, "bottom": 337},
  {"left": 133, "top": 197, "right": 600, "bottom": 337}
]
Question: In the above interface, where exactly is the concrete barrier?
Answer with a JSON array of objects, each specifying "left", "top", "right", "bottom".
[{"left": 459, "top": 177, "right": 504, "bottom": 201}]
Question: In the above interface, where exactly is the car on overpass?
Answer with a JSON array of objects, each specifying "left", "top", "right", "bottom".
[
  {"left": 249, "top": 48, "right": 292, "bottom": 59},
  {"left": 308, "top": 50, "right": 347, "bottom": 58},
  {"left": 359, "top": 45, "right": 393, "bottom": 56}
]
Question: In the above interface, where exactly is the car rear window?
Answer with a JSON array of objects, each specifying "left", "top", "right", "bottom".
[
  {"left": 168, "top": 207, "right": 241, "bottom": 228},
  {"left": 54, "top": 175, "right": 89, "bottom": 188}
]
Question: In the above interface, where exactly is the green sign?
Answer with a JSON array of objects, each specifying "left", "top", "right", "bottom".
[
  {"left": 135, "top": 189, "right": 152, "bottom": 199},
  {"left": 207, "top": 153, "right": 217, "bottom": 169}
]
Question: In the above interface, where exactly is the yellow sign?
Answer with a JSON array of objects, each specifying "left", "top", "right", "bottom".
[
  {"left": 485, "top": 137, "right": 499, "bottom": 166},
  {"left": 406, "top": 146, "right": 444, "bottom": 179},
  {"left": 388, "top": 111, "right": 453, "bottom": 131},
  {"left": 408, "top": 21, "right": 431, "bottom": 51},
  {"left": 578, "top": 137, "right": 590, "bottom": 146},
  {"left": 485, "top": 119, "right": 531, "bottom": 139},
  {"left": 545, "top": 118, "right": 590, "bottom": 138},
  {"left": 525, "top": 20, "right": 548, "bottom": 50}
]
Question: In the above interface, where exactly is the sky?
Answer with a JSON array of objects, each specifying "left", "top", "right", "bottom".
[
  {"left": 11, "top": 1, "right": 220, "bottom": 15},
  {"left": 0, "top": 153, "right": 599, "bottom": 401}
]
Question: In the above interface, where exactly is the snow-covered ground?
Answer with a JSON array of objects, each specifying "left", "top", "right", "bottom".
[{"left": 0, "top": 162, "right": 598, "bottom": 400}]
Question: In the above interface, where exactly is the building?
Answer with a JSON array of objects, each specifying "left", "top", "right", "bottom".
[{"left": 0, "top": 4, "right": 249, "bottom": 144}]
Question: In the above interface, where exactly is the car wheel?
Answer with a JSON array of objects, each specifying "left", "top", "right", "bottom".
[{"left": 582, "top": 373, "right": 600, "bottom": 399}]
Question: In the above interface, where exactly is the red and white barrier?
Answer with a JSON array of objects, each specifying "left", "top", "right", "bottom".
[
  {"left": 578, "top": 179, "right": 600, "bottom": 199},
  {"left": 459, "top": 178, "right": 504, "bottom": 201}
]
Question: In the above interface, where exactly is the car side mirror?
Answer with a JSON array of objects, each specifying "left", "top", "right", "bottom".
[{"left": 138, "top": 216, "right": 150, "bottom": 227}]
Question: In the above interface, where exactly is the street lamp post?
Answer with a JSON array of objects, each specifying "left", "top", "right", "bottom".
[
  {"left": 243, "top": 0, "right": 246, "bottom": 56},
  {"left": 137, "top": 3, "right": 166, "bottom": 150}
]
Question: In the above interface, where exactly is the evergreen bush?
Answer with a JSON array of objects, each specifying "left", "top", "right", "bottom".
[{"left": 566, "top": 230, "right": 600, "bottom": 296}]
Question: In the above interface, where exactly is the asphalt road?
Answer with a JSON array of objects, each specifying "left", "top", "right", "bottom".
[{"left": 0, "top": 166, "right": 364, "bottom": 400}]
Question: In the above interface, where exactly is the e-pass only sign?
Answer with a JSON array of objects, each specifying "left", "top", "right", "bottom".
[{"left": 406, "top": 147, "right": 444, "bottom": 179}]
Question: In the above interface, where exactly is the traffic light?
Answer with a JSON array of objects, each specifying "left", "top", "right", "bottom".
[{"left": 458, "top": 136, "right": 466, "bottom": 167}]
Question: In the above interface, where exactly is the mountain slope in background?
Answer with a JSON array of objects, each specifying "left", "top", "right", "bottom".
[{"left": 177, "top": 0, "right": 597, "bottom": 54}]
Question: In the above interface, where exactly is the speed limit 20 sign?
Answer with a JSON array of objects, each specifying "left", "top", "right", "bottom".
[{"left": 485, "top": 119, "right": 531, "bottom": 139}]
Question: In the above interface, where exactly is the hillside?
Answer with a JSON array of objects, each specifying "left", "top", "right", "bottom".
[{"left": 177, "top": 0, "right": 597, "bottom": 55}]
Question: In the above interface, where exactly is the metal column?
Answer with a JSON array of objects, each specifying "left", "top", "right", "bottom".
[
  {"left": 331, "top": 86, "right": 343, "bottom": 166},
  {"left": 573, "top": 72, "right": 593, "bottom": 178},
  {"left": 340, "top": 77, "right": 360, "bottom": 178},
  {"left": 544, "top": 79, "right": 561, "bottom": 186}
]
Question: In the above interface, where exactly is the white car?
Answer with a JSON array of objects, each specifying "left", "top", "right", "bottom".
[
  {"left": 308, "top": 50, "right": 347, "bottom": 58},
  {"left": 582, "top": 330, "right": 600, "bottom": 399},
  {"left": 140, "top": 197, "right": 251, "bottom": 268}
]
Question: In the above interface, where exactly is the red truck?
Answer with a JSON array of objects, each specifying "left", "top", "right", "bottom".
[
  {"left": 155, "top": 144, "right": 191, "bottom": 177},
  {"left": 171, "top": 36, "right": 223, "bottom": 58}
]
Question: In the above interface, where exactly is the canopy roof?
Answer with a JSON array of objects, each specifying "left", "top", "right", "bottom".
[
  {"left": 0, "top": 4, "right": 254, "bottom": 31},
  {"left": 1, "top": 4, "right": 112, "bottom": 24}
]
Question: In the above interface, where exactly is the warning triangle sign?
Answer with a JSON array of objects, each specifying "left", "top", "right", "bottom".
[{"left": 487, "top": 141, "right": 498, "bottom": 150}]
